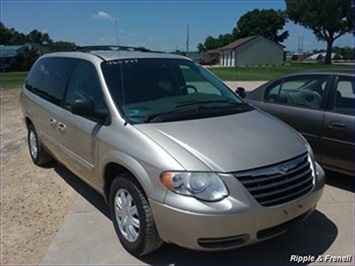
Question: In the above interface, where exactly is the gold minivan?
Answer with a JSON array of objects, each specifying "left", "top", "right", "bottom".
[{"left": 21, "top": 47, "right": 325, "bottom": 256}]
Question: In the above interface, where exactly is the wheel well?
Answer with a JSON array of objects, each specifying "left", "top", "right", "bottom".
[
  {"left": 25, "top": 117, "right": 33, "bottom": 129},
  {"left": 103, "top": 163, "right": 146, "bottom": 202}
]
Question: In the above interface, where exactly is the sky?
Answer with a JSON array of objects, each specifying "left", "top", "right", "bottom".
[{"left": 1, "top": 0, "right": 354, "bottom": 53}]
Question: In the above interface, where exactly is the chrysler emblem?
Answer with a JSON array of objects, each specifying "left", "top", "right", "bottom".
[{"left": 279, "top": 165, "right": 289, "bottom": 174}]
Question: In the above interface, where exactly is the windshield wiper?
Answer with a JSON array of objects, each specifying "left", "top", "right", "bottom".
[
  {"left": 176, "top": 99, "right": 241, "bottom": 108},
  {"left": 142, "top": 103, "right": 252, "bottom": 123},
  {"left": 142, "top": 107, "right": 203, "bottom": 123}
]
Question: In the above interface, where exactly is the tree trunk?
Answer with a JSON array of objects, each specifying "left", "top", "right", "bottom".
[{"left": 324, "top": 40, "right": 333, "bottom": 64}]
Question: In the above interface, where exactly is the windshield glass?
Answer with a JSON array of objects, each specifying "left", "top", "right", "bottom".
[{"left": 101, "top": 58, "right": 251, "bottom": 123}]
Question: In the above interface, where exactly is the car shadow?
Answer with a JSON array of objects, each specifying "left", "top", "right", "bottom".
[
  {"left": 52, "top": 162, "right": 338, "bottom": 266},
  {"left": 52, "top": 162, "right": 110, "bottom": 219},
  {"left": 325, "top": 170, "right": 354, "bottom": 193}
]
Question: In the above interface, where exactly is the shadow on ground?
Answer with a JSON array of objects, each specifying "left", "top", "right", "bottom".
[
  {"left": 52, "top": 163, "right": 110, "bottom": 219},
  {"left": 51, "top": 162, "right": 338, "bottom": 265},
  {"left": 325, "top": 170, "right": 354, "bottom": 193}
]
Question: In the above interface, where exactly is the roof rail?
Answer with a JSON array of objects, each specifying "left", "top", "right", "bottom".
[
  {"left": 53, "top": 45, "right": 165, "bottom": 54},
  {"left": 81, "top": 45, "right": 167, "bottom": 54},
  {"left": 77, "top": 45, "right": 150, "bottom": 52}
]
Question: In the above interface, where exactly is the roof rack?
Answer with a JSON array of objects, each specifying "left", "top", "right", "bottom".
[
  {"left": 53, "top": 45, "right": 165, "bottom": 54},
  {"left": 77, "top": 45, "right": 151, "bottom": 52}
]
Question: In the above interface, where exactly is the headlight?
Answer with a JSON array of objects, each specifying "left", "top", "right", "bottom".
[
  {"left": 305, "top": 142, "right": 314, "bottom": 159},
  {"left": 160, "top": 172, "right": 228, "bottom": 201},
  {"left": 305, "top": 143, "right": 316, "bottom": 178},
  {"left": 308, "top": 154, "right": 316, "bottom": 178}
]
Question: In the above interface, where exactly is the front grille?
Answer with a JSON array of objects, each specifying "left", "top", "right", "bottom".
[{"left": 233, "top": 153, "right": 314, "bottom": 207}]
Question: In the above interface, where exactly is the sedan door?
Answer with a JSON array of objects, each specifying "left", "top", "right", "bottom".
[
  {"left": 321, "top": 75, "right": 355, "bottom": 175},
  {"left": 249, "top": 75, "right": 331, "bottom": 161}
]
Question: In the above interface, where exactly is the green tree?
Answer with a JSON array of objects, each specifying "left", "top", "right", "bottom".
[
  {"left": 16, "top": 47, "right": 39, "bottom": 71},
  {"left": 28, "top": 29, "right": 53, "bottom": 44},
  {"left": 233, "top": 9, "right": 289, "bottom": 43},
  {"left": 332, "top": 46, "right": 355, "bottom": 60},
  {"left": 197, "top": 33, "right": 234, "bottom": 52},
  {"left": 197, "top": 43, "right": 205, "bottom": 53},
  {"left": 286, "top": 0, "right": 355, "bottom": 64},
  {"left": 48, "top": 41, "right": 76, "bottom": 51},
  {"left": 0, "top": 21, "right": 27, "bottom": 44}
]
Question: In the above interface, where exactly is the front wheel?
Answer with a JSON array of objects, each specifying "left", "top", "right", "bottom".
[{"left": 109, "top": 175, "right": 163, "bottom": 256}]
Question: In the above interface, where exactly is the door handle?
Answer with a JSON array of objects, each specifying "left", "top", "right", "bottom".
[
  {"left": 57, "top": 122, "right": 67, "bottom": 132},
  {"left": 328, "top": 121, "right": 346, "bottom": 129},
  {"left": 49, "top": 117, "right": 57, "bottom": 126}
]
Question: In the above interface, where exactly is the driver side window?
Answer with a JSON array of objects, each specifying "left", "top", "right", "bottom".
[
  {"left": 265, "top": 75, "right": 327, "bottom": 109},
  {"left": 179, "top": 65, "right": 221, "bottom": 96},
  {"left": 64, "top": 60, "right": 107, "bottom": 113}
]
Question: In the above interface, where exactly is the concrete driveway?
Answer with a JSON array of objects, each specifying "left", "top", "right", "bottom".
[{"left": 40, "top": 163, "right": 354, "bottom": 265}]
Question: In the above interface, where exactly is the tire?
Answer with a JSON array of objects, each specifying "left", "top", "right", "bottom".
[
  {"left": 27, "top": 124, "right": 52, "bottom": 165},
  {"left": 109, "top": 174, "right": 163, "bottom": 256}
]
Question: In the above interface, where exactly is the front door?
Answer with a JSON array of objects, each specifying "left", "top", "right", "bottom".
[
  {"left": 260, "top": 75, "right": 330, "bottom": 161},
  {"left": 56, "top": 60, "right": 109, "bottom": 186},
  {"left": 321, "top": 75, "right": 355, "bottom": 175}
]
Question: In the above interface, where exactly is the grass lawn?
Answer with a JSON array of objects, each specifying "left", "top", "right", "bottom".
[
  {"left": 209, "top": 63, "right": 354, "bottom": 81},
  {"left": 0, "top": 63, "right": 354, "bottom": 88},
  {"left": 0, "top": 72, "right": 28, "bottom": 89}
]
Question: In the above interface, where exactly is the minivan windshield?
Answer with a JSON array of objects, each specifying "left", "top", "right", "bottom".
[{"left": 102, "top": 58, "right": 251, "bottom": 123}]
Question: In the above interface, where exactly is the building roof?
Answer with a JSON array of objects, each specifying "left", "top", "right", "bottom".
[
  {"left": 306, "top": 52, "right": 339, "bottom": 60},
  {"left": 219, "top": 36, "right": 258, "bottom": 51},
  {"left": 205, "top": 49, "right": 221, "bottom": 54},
  {"left": 219, "top": 35, "right": 284, "bottom": 51},
  {"left": 0, "top": 45, "right": 23, "bottom": 57}
]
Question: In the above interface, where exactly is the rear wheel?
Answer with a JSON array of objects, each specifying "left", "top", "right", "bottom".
[
  {"left": 27, "top": 124, "right": 52, "bottom": 165},
  {"left": 109, "top": 175, "right": 162, "bottom": 256}
]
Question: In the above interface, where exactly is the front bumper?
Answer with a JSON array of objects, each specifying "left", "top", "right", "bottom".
[{"left": 150, "top": 163, "right": 325, "bottom": 251}]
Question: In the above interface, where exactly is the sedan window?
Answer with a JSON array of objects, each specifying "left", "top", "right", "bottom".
[
  {"left": 334, "top": 76, "right": 355, "bottom": 115},
  {"left": 265, "top": 75, "right": 328, "bottom": 109}
]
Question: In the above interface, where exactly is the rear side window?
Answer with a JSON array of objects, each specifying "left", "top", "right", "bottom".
[
  {"left": 26, "top": 58, "right": 50, "bottom": 95},
  {"left": 334, "top": 76, "right": 355, "bottom": 115},
  {"left": 25, "top": 57, "right": 76, "bottom": 106}
]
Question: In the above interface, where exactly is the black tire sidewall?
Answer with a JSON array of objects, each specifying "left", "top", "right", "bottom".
[
  {"left": 28, "top": 125, "right": 40, "bottom": 164},
  {"left": 109, "top": 176, "right": 148, "bottom": 256}
]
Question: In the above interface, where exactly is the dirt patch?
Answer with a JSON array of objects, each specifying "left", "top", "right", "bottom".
[{"left": 1, "top": 88, "right": 77, "bottom": 264}]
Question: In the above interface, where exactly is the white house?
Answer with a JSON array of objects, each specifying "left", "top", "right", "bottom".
[{"left": 219, "top": 35, "right": 284, "bottom": 67}]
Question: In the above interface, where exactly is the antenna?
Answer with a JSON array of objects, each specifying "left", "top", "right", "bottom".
[
  {"left": 114, "top": 18, "right": 126, "bottom": 124},
  {"left": 114, "top": 19, "right": 119, "bottom": 45},
  {"left": 186, "top": 23, "right": 189, "bottom": 56}
]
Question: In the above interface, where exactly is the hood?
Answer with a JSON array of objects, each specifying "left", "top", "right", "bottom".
[{"left": 134, "top": 110, "right": 307, "bottom": 172}]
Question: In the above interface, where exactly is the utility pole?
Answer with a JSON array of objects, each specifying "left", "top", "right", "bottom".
[
  {"left": 186, "top": 23, "right": 189, "bottom": 56},
  {"left": 298, "top": 36, "right": 304, "bottom": 53}
]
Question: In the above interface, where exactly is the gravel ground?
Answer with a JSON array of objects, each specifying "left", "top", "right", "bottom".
[{"left": 1, "top": 88, "right": 77, "bottom": 265}]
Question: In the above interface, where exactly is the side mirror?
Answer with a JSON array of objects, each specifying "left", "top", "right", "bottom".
[
  {"left": 71, "top": 99, "right": 95, "bottom": 117},
  {"left": 71, "top": 99, "right": 109, "bottom": 124},
  {"left": 235, "top": 87, "right": 246, "bottom": 99}
]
